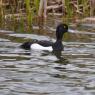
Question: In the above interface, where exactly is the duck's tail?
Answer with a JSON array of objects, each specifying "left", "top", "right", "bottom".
[{"left": 20, "top": 39, "right": 38, "bottom": 50}]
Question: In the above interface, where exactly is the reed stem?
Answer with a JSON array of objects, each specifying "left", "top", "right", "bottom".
[
  {"left": 0, "top": 0, "right": 4, "bottom": 27},
  {"left": 25, "top": 0, "right": 32, "bottom": 31}
]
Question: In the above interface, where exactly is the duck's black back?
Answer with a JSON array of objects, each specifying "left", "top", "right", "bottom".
[{"left": 20, "top": 40, "right": 54, "bottom": 50}]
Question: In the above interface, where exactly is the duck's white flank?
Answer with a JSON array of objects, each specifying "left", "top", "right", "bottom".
[{"left": 30, "top": 43, "right": 53, "bottom": 51}]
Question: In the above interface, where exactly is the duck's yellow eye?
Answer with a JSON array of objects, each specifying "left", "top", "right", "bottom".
[{"left": 64, "top": 25, "right": 66, "bottom": 28}]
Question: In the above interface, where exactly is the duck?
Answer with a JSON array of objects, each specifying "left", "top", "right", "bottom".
[{"left": 20, "top": 23, "right": 68, "bottom": 51}]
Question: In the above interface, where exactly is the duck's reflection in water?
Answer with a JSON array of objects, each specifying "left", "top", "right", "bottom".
[
  {"left": 21, "top": 49, "right": 69, "bottom": 65},
  {"left": 52, "top": 51, "right": 69, "bottom": 64}
]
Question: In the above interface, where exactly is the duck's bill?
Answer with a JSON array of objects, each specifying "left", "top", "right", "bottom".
[
  {"left": 68, "top": 29, "right": 95, "bottom": 35},
  {"left": 68, "top": 29, "right": 75, "bottom": 33}
]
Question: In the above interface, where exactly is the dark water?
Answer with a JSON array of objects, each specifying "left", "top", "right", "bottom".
[{"left": 0, "top": 26, "right": 95, "bottom": 95}]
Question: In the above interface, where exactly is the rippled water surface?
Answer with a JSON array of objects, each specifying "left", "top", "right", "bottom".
[{"left": 0, "top": 26, "right": 95, "bottom": 95}]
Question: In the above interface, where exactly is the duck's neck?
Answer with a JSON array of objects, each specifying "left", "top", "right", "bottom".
[
  {"left": 56, "top": 39, "right": 62, "bottom": 43},
  {"left": 56, "top": 35, "right": 63, "bottom": 41}
]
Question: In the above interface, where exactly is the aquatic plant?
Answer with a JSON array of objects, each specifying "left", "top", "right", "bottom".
[
  {"left": 0, "top": 0, "right": 95, "bottom": 31},
  {"left": 25, "top": 0, "right": 32, "bottom": 31},
  {"left": 34, "top": 0, "right": 40, "bottom": 13},
  {"left": 0, "top": 0, "right": 4, "bottom": 27}
]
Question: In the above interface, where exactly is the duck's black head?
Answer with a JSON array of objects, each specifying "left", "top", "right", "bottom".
[{"left": 56, "top": 23, "right": 68, "bottom": 40}]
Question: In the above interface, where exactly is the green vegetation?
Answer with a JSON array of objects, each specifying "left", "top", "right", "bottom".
[
  {"left": 25, "top": 0, "right": 32, "bottom": 31},
  {"left": 0, "top": 0, "right": 95, "bottom": 31},
  {"left": 34, "top": 0, "right": 40, "bottom": 13}
]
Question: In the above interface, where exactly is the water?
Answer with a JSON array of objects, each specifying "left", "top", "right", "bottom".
[{"left": 0, "top": 27, "right": 95, "bottom": 95}]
